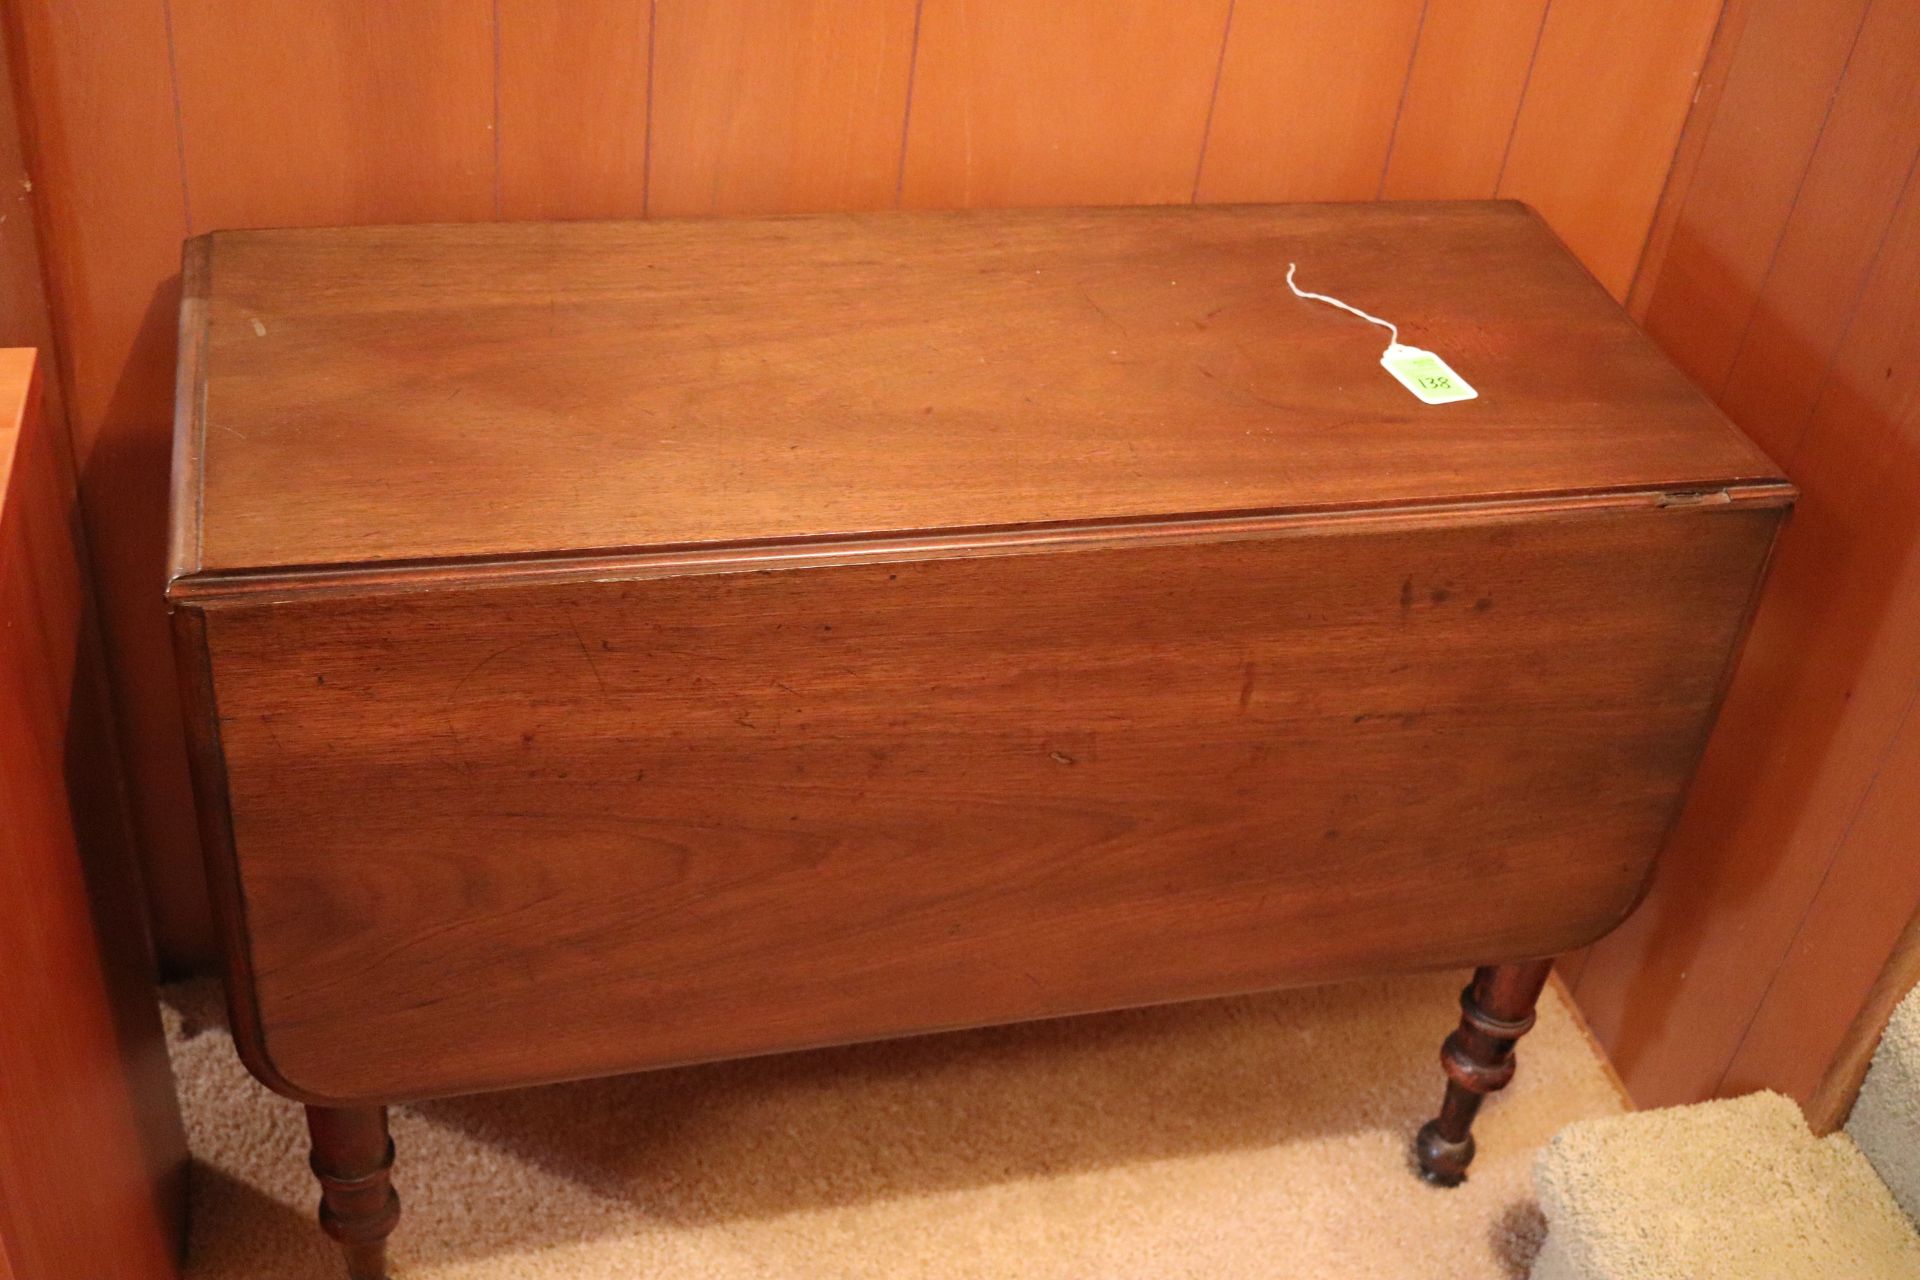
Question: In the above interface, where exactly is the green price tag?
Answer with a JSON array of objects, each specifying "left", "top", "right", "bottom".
[{"left": 1381, "top": 343, "right": 1477, "bottom": 405}]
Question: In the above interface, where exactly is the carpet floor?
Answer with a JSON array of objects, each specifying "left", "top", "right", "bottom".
[{"left": 168, "top": 970, "right": 1626, "bottom": 1279}]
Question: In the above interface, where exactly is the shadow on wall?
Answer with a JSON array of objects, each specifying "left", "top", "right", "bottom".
[
  {"left": 84, "top": 270, "right": 217, "bottom": 974},
  {"left": 60, "top": 567, "right": 190, "bottom": 1242}
]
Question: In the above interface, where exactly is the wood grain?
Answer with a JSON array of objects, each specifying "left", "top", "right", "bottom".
[
  {"left": 1703, "top": 164, "right": 1920, "bottom": 1104},
  {"left": 4, "top": 0, "right": 213, "bottom": 968},
  {"left": 1714, "top": 0, "right": 1920, "bottom": 463},
  {"left": 1808, "top": 894, "right": 1920, "bottom": 1134},
  {"left": 0, "top": 350, "right": 185, "bottom": 1279},
  {"left": 898, "top": 0, "right": 1230, "bottom": 208},
  {"left": 0, "top": 25, "right": 132, "bottom": 937},
  {"left": 177, "top": 203, "right": 1779, "bottom": 579},
  {"left": 10, "top": 0, "right": 1741, "bottom": 972},
  {"left": 0, "top": 48, "right": 184, "bottom": 1254},
  {"left": 180, "top": 502, "right": 1780, "bottom": 1104},
  {"left": 1496, "top": 0, "right": 1725, "bottom": 298},
  {"left": 494, "top": 0, "right": 652, "bottom": 221},
  {"left": 1195, "top": 0, "right": 1426, "bottom": 203},
  {"left": 168, "top": 0, "right": 496, "bottom": 230},
  {"left": 1725, "top": 674, "right": 1920, "bottom": 1107},
  {"left": 647, "top": 0, "right": 918, "bottom": 217},
  {"left": 1634, "top": 0, "right": 1871, "bottom": 389},
  {"left": 1581, "top": 55, "right": 1920, "bottom": 1107},
  {"left": 1623, "top": 0, "right": 1756, "bottom": 323},
  {"left": 1380, "top": 0, "right": 1550, "bottom": 200}
]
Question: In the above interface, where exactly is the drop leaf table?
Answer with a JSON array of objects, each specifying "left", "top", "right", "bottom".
[{"left": 168, "top": 203, "right": 1790, "bottom": 1278}]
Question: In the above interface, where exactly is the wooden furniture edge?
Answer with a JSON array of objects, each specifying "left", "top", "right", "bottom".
[
  {"left": 165, "top": 481, "right": 1796, "bottom": 607},
  {"left": 192, "top": 199, "right": 1540, "bottom": 246},
  {"left": 166, "top": 235, "right": 212, "bottom": 586},
  {"left": 171, "top": 199, "right": 1789, "bottom": 590},
  {"left": 166, "top": 600, "right": 323, "bottom": 1104},
  {"left": 1509, "top": 196, "right": 1787, "bottom": 477},
  {"left": 1580, "top": 492, "right": 1790, "bottom": 932},
  {"left": 170, "top": 489, "right": 1792, "bottom": 1110}
]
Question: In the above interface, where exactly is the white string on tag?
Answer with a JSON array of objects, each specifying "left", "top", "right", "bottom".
[
  {"left": 1285, "top": 262, "right": 1399, "bottom": 353},
  {"left": 1284, "top": 262, "right": 1477, "bottom": 405}
]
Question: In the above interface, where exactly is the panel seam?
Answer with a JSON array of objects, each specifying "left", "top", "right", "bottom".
[
  {"left": 489, "top": 0, "right": 503, "bottom": 218},
  {"left": 1189, "top": 0, "right": 1236, "bottom": 203},
  {"left": 1492, "top": 0, "right": 1555, "bottom": 196},
  {"left": 894, "top": 0, "right": 927, "bottom": 207},
  {"left": 1712, "top": 675, "right": 1920, "bottom": 1098},
  {"left": 642, "top": 0, "right": 658, "bottom": 216},
  {"left": 160, "top": 0, "right": 195, "bottom": 234},
  {"left": 1782, "top": 140, "right": 1920, "bottom": 468},
  {"left": 1375, "top": 0, "right": 1432, "bottom": 200},
  {"left": 1714, "top": 0, "right": 1876, "bottom": 402}
]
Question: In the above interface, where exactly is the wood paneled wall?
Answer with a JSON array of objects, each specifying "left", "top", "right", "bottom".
[
  {"left": 1, "top": 28, "right": 187, "bottom": 1268},
  {"left": 0, "top": 349, "right": 186, "bottom": 1280},
  {"left": 1573, "top": 0, "right": 1920, "bottom": 1110},
  {"left": 3, "top": 0, "right": 1723, "bottom": 969}
]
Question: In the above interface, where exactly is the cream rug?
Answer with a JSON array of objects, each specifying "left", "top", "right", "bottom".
[{"left": 169, "top": 971, "right": 1626, "bottom": 1279}]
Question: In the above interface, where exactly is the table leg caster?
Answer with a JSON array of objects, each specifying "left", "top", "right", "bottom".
[
  {"left": 1414, "top": 959, "right": 1554, "bottom": 1187},
  {"left": 306, "top": 1104, "right": 400, "bottom": 1279}
]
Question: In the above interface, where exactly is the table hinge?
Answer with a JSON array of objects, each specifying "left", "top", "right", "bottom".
[{"left": 1656, "top": 488, "right": 1734, "bottom": 508}]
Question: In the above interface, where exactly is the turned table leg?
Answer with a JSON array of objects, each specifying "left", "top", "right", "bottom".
[
  {"left": 306, "top": 1105, "right": 400, "bottom": 1279},
  {"left": 1414, "top": 959, "right": 1555, "bottom": 1187}
]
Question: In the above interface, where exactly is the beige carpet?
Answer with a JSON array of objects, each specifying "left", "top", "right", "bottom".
[
  {"left": 1533, "top": 1091, "right": 1920, "bottom": 1280},
  {"left": 168, "top": 971, "right": 1626, "bottom": 1279}
]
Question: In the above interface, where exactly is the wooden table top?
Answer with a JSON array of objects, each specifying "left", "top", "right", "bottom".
[{"left": 172, "top": 202, "right": 1785, "bottom": 582}]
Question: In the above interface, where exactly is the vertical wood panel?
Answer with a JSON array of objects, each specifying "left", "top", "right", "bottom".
[
  {"left": 1196, "top": 0, "right": 1427, "bottom": 204},
  {"left": 0, "top": 53, "right": 178, "bottom": 1243},
  {"left": 1714, "top": 0, "right": 1920, "bottom": 462},
  {"left": 1724, "top": 679, "right": 1920, "bottom": 1105},
  {"left": 1635, "top": 0, "right": 1870, "bottom": 387},
  {"left": 1624, "top": 0, "right": 1755, "bottom": 323},
  {"left": 899, "top": 0, "right": 1230, "bottom": 209},
  {"left": 1587, "top": 1, "right": 1920, "bottom": 1106},
  {"left": 649, "top": 0, "right": 918, "bottom": 217},
  {"left": 1497, "top": 0, "right": 1724, "bottom": 298},
  {"left": 1585, "top": 171, "right": 1920, "bottom": 1103},
  {"left": 0, "top": 349, "right": 185, "bottom": 1280},
  {"left": 1808, "top": 890, "right": 1920, "bottom": 1133},
  {"left": 496, "top": 0, "right": 652, "bottom": 220},
  {"left": 169, "top": 0, "right": 495, "bottom": 230},
  {"left": 1380, "top": 0, "right": 1549, "bottom": 200},
  {"left": 4, "top": 0, "right": 211, "bottom": 967},
  {"left": 1708, "top": 159, "right": 1920, "bottom": 1102}
]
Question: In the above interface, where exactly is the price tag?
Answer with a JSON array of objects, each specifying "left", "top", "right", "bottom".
[{"left": 1381, "top": 343, "right": 1477, "bottom": 405}]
